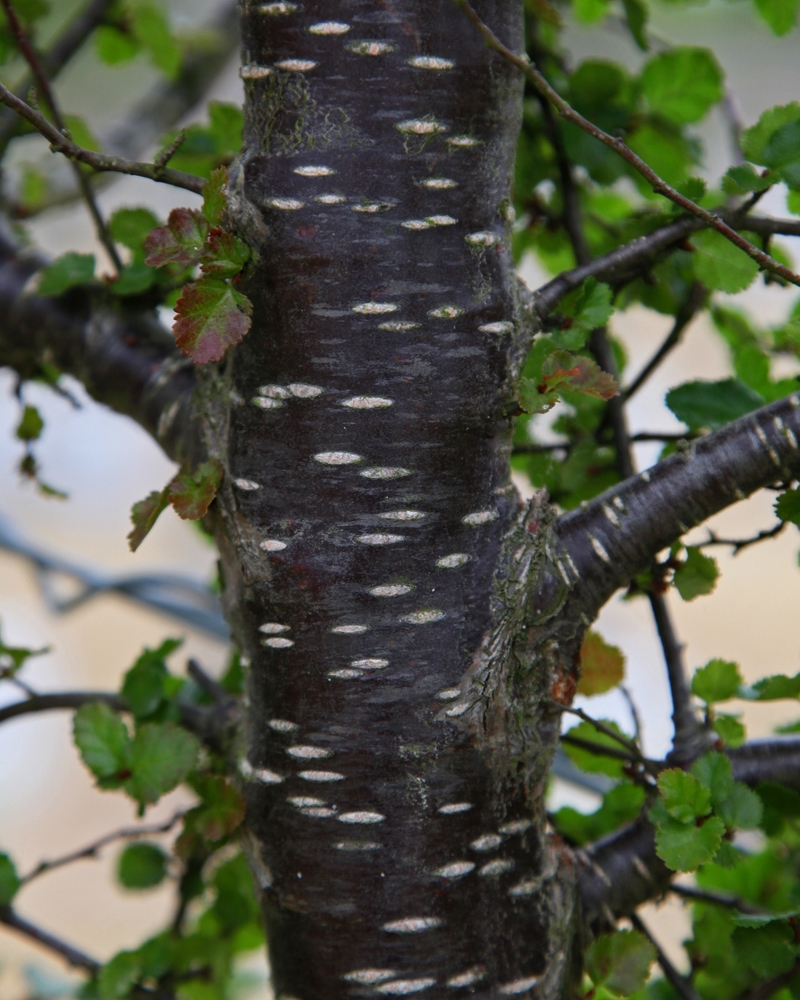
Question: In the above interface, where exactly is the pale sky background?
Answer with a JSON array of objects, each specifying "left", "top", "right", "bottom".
[{"left": 1, "top": 2, "right": 799, "bottom": 996}]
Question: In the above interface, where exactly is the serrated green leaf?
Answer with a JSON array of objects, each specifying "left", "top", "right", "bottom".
[
  {"left": 691, "top": 659, "right": 743, "bottom": 704},
  {"left": 690, "top": 230, "right": 759, "bottom": 293},
  {"left": 586, "top": 930, "right": 656, "bottom": 996},
  {"left": 754, "top": 0, "right": 799, "bottom": 33},
  {"left": 15, "top": 404, "right": 43, "bottom": 442},
  {"left": 117, "top": 842, "right": 168, "bottom": 889},
  {"left": 517, "top": 376, "right": 560, "bottom": 414},
  {"left": 202, "top": 166, "right": 227, "bottom": 226},
  {"left": 674, "top": 546, "right": 719, "bottom": 601},
  {"left": 665, "top": 378, "right": 765, "bottom": 431},
  {"left": 200, "top": 230, "right": 250, "bottom": 279},
  {"left": 168, "top": 459, "right": 223, "bottom": 520},
  {"left": 578, "top": 630, "right": 625, "bottom": 696},
  {"left": 122, "top": 656, "right": 167, "bottom": 720},
  {"left": 712, "top": 714, "right": 746, "bottom": 748},
  {"left": 654, "top": 814, "right": 725, "bottom": 871},
  {"left": 658, "top": 768, "right": 713, "bottom": 822},
  {"left": 73, "top": 703, "right": 131, "bottom": 781},
  {"left": 572, "top": 277, "right": 614, "bottom": 333},
  {"left": 521, "top": 350, "right": 619, "bottom": 415},
  {"left": 620, "top": 0, "right": 648, "bottom": 49},
  {"left": 641, "top": 47, "right": 723, "bottom": 124},
  {"left": 740, "top": 671, "right": 800, "bottom": 700},
  {"left": 124, "top": 723, "right": 199, "bottom": 806},
  {"left": 690, "top": 752, "right": 734, "bottom": 806},
  {"left": 732, "top": 922, "right": 796, "bottom": 977},
  {"left": 94, "top": 25, "right": 141, "bottom": 65},
  {"left": 716, "top": 783, "right": 763, "bottom": 831},
  {"left": 743, "top": 103, "right": 800, "bottom": 166},
  {"left": 722, "top": 164, "right": 773, "bottom": 195},
  {"left": 127, "top": 487, "right": 169, "bottom": 553},
  {"left": 173, "top": 277, "right": 252, "bottom": 364},
  {"left": 0, "top": 852, "right": 20, "bottom": 905},
  {"left": 775, "top": 487, "right": 800, "bottom": 526},
  {"left": 756, "top": 782, "right": 800, "bottom": 835},
  {"left": 130, "top": 1, "right": 180, "bottom": 79},
  {"left": 38, "top": 252, "right": 95, "bottom": 295},
  {"left": 109, "top": 207, "right": 161, "bottom": 257}
]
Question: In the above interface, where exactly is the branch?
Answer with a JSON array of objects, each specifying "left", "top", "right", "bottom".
[
  {"left": 456, "top": 0, "right": 800, "bottom": 288},
  {"left": 0, "top": 905, "right": 100, "bottom": 972},
  {"left": 629, "top": 912, "right": 703, "bottom": 1000},
  {"left": 734, "top": 960, "right": 800, "bottom": 1000},
  {"left": 553, "top": 392, "right": 800, "bottom": 624},
  {"left": 20, "top": 811, "right": 184, "bottom": 885},
  {"left": 669, "top": 883, "right": 762, "bottom": 914},
  {"left": 697, "top": 521, "right": 786, "bottom": 555},
  {"left": 0, "top": 226, "right": 196, "bottom": 462},
  {"left": 0, "top": 81, "right": 203, "bottom": 194}
]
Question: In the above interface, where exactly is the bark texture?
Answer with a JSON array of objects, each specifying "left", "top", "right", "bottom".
[{"left": 202, "top": 3, "right": 580, "bottom": 998}]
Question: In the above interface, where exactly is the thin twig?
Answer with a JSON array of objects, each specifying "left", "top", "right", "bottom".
[
  {"left": 669, "top": 883, "right": 762, "bottom": 914},
  {"left": 0, "top": 905, "right": 100, "bottom": 972},
  {"left": 456, "top": 0, "right": 800, "bottom": 289},
  {"left": 696, "top": 521, "right": 786, "bottom": 555},
  {"left": 553, "top": 703, "right": 640, "bottom": 755},
  {"left": 0, "top": 0, "right": 123, "bottom": 273},
  {"left": 620, "top": 685, "right": 643, "bottom": 745},
  {"left": 560, "top": 732, "right": 659, "bottom": 772},
  {"left": 512, "top": 431, "right": 702, "bottom": 456},
  {"left": 629, "top": 912, "right": 703, "bottom": 1000},
  {"left": 20, "top": 811, "right": 185, "bottom": 886},
  {"left": 0, "top": 81, "right": 204, "bottom": 194}
]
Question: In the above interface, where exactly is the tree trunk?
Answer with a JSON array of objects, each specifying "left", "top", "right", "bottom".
[{"left": 203, "top": 3, "right": 578, "bottom": 998}]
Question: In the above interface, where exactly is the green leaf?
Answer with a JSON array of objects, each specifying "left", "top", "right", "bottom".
[
  {"left": 562, "top": 720, "right": 631, "bottom": 778},
  {"left": 665, "top": 378, "right": 765, "bottom": 431},
  {"left": 200, "top": 230, "right": 250, "bottom": 280},
  {"left": 94, "top": 25, "right": 141, "bottom": 65},
  {"left": 98, "top": 950, "right": 142, "bottom": 1000},
  {"left": 37, "top": 252, "right": 95, "bottom": 295},
  {"left": 121, "top": 639, "right": 181, "bottom": 719},
  {"left": 144, "top": 207, "right": 209, "bottom": 268},
  {"left": 517, "top": 376, "right": 560, "bottom": 415},
  {"left": 15, "top": 404, "right": 43, "bottom": 442},
  {"left": 740, "top": 671, "right": 800, "bottom": 700},
  {"left": 110, "top": 260, "right": 156, "bottom": 296},
  {"left": 757, "top": 782, "right": 800, "bottom": 835},
  {"left": 578, "top": 630, "right": 625, "bottom": 696},
  {"left": 127, "top": 487, "right": 169, "bottom": 553},
  {"left": 553, "top": 783, "right": 645, "bottom": 846},
  {"left": 722, "top": 164, "right": 773, "bottom": 195},
  {"left": 73, "top": 703, "right": 131, "bottom": 781},
  {"left": 20, "top": 164, "right": 47, "bottom": 212},
  {"left": 586, "top": 930, "right": 656, "bottom": 996},
  {"left": 690, "top": 230, "right": 759, "bottom": 293},
  {"left": 202, "top": 166, "right": 228, "bottom": 227},
  {"left": 124, "top": 722, "right": 199, "bottom": 806},
  {"left": 742, "top": 103, "right": 800, "bottom": 167},
  {"left": 673, "top": 547, "right": 719, "bottom": 601},
  {"left": 117, "top": 842, "right": 168, "bottom": 889},
  {"left": 712, "top": 713, "right": 746, "bottom": 748},
  {"left": 658, "top": 768, "right": 712, "bottom": 822},
  {"left": 173, "top": 277, "right": 252, "bottom": 364},
  {"left": 0, "top": 852, "right": 20, "bottom": 905},
  {"left": 168, "top": 460, "right": 224, "bottom": 520},
  {"left": 754, "top": 0, "right": 799, "bottom": 34},
  {"left": 109, "top": 207, "right": 161, "bottom": 257},
  {"left": 573, "top": 0, "right": 611, "bottom": 23},
  {"left": 130, "top": 1, "right": 180, "bottom": 79},
  {"left": 177, "top": 775, "right": 245, "bottom": 856},
  {"left": 690, "top": 752, "right": 734, "bottom": 807},
  {"left": 732, "top": 922, "right": 796, "bottom": 977},
  {"left": 716, "top": 783, "right": 763, "bottom": 831},
  {"left": 654, "top": 813, "right": 726, "bottom": 871},
  {"left": 641, "top": 47, "right": 723, "bottom": 124},
  {"left": 0, "top": 627, "right": 48, "bottom": 675},
  {"left": 691, "top": 659, "right": 743, "bottom": 704},
  {"left": 620, "top": 0, "right": 649, "bottom": 49},
  {"left": 572, "top": 277, "right": 614, "bottom": 333},
  {"left": 775, "top": 487, "right": 800, "bottom": 526},
  {"left": 63, "top": 115, "right": 100, "bottom": 154}
]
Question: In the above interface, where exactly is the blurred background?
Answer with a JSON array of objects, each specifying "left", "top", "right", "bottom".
[{"left": 0, "top": 1, "right": 799, "bottom": 997}]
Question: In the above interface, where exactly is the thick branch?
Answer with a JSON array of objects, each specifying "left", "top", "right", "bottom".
[
  {"left": 554, "top": 393, "right": 800, "bottom": 622},
  {"left": 0, "top": 227, "right": 196, "bottom": 462}
]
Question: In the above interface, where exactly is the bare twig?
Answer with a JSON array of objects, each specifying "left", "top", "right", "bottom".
[
  {"left": 0, "top": 905, "right": 100, "bottom": 972},
  {"left": 553, "top": 703, "right": 641, "bottom": 755},
  {"left": 0, "top": 81, "right": 204, "bottom": 194},
  {"left": 697, "top": 521, "right": 786, "bottom": 555},
  {"left": 20, "top": 811, "right": 184, "bottom": 886},
  {"left": 629, "top": 912, "right": 703, "bottom": 1000},
  {"left": 620, "top": 685, "right": 643, "bottom": 744},
  {"left": 669, "top": 882, "right": 762, "bottom": 914},
  {"left": 456, "top": 0, "right": 800, "bottom": 288},
  {"left": 560, "top": 731, "right": 658, "bottom": 770},
  {"left": 0, "top": 0, "right": 123, "bottom": 273}
]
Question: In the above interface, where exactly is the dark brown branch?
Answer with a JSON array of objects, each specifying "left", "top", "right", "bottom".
[
  {"left": 20, "top": 811, "right": 184, "bottom": 886},
  {"left": 554, "top": 392, "right": 800, "bottom": 625},
  {"left": 559, "top": 732, "right": 655, "bottom": 768},
  {"left": 0, "top": 905, "right": 100, "bottom": 972},
  {"left": 669, "top": 883, "right": 761, "bottom": 914},
  {"left": 629, "top": 912, "right": 703, "bottom": 1000},
  {"left": 697, "top": 521, "right": 787, "bottom": 555},
  {"left": 0, "top": 81, "right": 204, "bottom": 194},
  {"left": 457, "top": 0, "right": 800, "bottom": 288},
  {"left": 735, "top": 960, "right": 800, "bottom": 1000}
]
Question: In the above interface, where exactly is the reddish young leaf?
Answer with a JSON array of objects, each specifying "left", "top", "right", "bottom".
[
  {"left": 128, "top": 487, "right": 169, "bottom": 552},
  {"left": 200, "top": 229, "right": 250, "bottom": 278},
  {"left": 167, "top": 459, "right": 224, "bottom": 520},
  {"left": 202, "top": 166, "right": 228, "bottom": 226},
  {"left": 541, "top": 350, "right": 619, "bottom": 400},
  {"left": 173, "top": 277, "right": 252, "bottom": 364},
  {"left": 143, "top": 207, "right": 209, "bottom": 268},
  {"left": 578, "top": 631, "right": 626, "bottom": 696}
]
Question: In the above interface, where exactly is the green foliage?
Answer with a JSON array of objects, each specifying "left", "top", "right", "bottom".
[
  {"left": 640, "top": 47, "right": 723, "bottom": 125},
  {"left": 586, "top": 930, "right": 657, "bottom": 996},
  {"left": 0, "top": 851, "right": 20, "bottom": 905},
  {"left": 775, "top": 487, "right": 800, "bottom": 526},
  {"left": 562, "top": 720, "right": 632, "bottom": 778},
  {"left": 691, "top": 659, "right": 743, "bottom": 704},
  {"left": 121, "top": 638, "right": 182, "bottom": 719},
  {"left": 15, "top": 404, "right": 43, "bottom": 442},
  {"left": 0, "top": 623, "right": 48, "bottom": 676},
  {"left": 553, "top": 783, "right": 645, "bottom": 845},
  {"left": 157, "top": 103, "right": 243, "bottom": 179},
  {"left": 742, "top": 103, "right": 800, "bottom": 190},
  {"left": 127, "top": 488, "right": 169, "bottom": 552},
  {"left": 117, "top": 842, "right": 168, "bottom": 889},
  {"left": 690, "top": 231, "right": 759, "bottom": 294},
  {"left": 754, "top": 0, "right": 800, "bottom": 34},
  {"left": 739, "top": 670, "right": 800, "bottom": 700},
  {"left": 673, "top": 546, "right": 719, "bottom": 601},
  {"left": 167, "top": 460, "right": 224, "bottom": 520},
  {"left": 37, "top": 252, "right": 95, "bottom": 296},
  {"left": 173, "top": 278, "right": 252, "bottom": 364},
  {"left": 578, "top": 630, "right": 625, "bottom": 696},
  {"left": 518, "top": 348, "right": 618, "bottom": 414},
  {"left": 73, "top": 702, "right": 131, "bottom": 784},
  {"left": 666, "top": 378, "right": 765, "bottom": 431}
]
